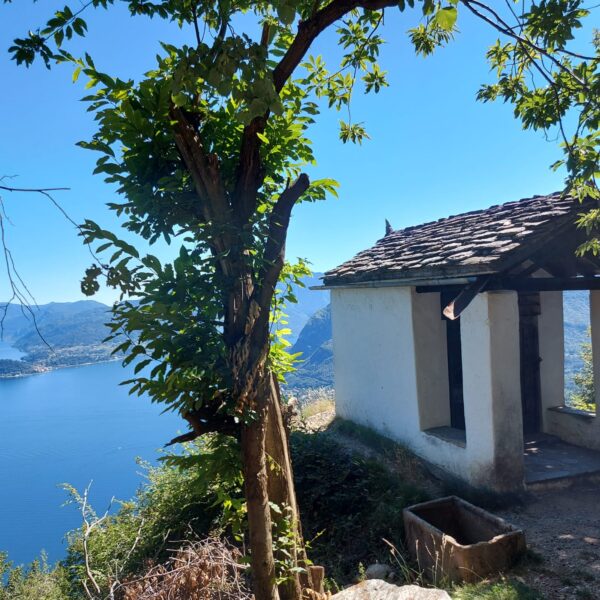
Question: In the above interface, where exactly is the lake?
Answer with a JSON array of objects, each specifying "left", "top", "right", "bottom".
[{"left": 0, "top": 360, "right": 185, "bottom": 566}]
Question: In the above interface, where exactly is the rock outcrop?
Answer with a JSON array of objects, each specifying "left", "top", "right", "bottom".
[{"left": 332, "top": 580, "right": 450, "bottom": 600}]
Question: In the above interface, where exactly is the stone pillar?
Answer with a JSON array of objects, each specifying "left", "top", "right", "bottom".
[
  {"left": 460, "top": 292, "right": 524, "bottom": 492},
  {"left": 538, "top": 291, "right": 565, "bottom": 429}
]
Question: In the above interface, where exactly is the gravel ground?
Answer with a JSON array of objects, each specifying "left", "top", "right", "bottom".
[{"left": 498, "top": 483, "right": 600, "bottom": 599}]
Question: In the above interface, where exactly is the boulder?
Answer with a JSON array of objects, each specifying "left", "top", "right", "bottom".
[
  {"left": 365, "top": 563, "right": 393, "bottom": 581},
  {"left": 331, "top": 580, "right": 451, "bottom": 600}
]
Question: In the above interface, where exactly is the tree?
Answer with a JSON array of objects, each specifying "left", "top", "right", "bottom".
[
  {"left": 9, "top": 2, "right": 599, "bottom": 599},
  {"left": 569, "top": 329, "right": 595, "bottom": 412}
]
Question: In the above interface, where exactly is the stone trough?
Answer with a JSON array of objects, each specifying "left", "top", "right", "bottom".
[{"left": 403, "top": 496, "right": 526, "bottom": 583}]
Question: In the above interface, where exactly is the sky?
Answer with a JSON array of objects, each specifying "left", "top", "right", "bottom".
[{"left": 0, "top": 2, "right": 597, "bottom": 305}]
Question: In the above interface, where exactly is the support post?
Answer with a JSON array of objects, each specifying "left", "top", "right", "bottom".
[
  {"left": 460, "top": 292, "right": 525, "bottom": 492},
  {"left": 538, "top": 291, "right": 565, "bottom": 429},
  {"left": 590, "top": 291, "right": 600, "bottom": 408}
]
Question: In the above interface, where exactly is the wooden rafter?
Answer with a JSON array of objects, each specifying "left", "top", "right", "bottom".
[{"left": 418, "top": 276, "right": 600, "bottom": 295}]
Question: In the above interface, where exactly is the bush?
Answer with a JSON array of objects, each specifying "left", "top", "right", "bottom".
[
  {"left": 568, "top": 334, "right": 595, "bottom": 412},
  {"left": 62, "top": 434, "right": 243, "bottom": 597},
  {"left": 1, "top": 428, "right": 432, "bottom": 596},
  {"left": 0, "top": 552, "right": 70, "bottom": 600},
  {"left": 291, "top": 432, "right": 427, "bottom": 586}
]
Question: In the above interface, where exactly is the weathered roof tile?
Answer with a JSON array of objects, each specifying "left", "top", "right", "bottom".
[{"left": 324, "top": 192, "right": 582, "bottom": 286}]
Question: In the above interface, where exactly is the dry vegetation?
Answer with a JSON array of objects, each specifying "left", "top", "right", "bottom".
[{"left": 117, "top": 538, "right": 251, "bottom": 600}]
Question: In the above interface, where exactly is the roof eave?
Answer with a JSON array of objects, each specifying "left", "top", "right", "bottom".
[{"left": 312, "top": 274, "right": 489, "bottom": 291}]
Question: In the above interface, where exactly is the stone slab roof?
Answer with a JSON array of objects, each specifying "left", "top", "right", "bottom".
[{"left": 324, "top": 193, "right": 582, "bottom": 286}]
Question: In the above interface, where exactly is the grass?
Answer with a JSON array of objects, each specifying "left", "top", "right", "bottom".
[
  {"left": 329, "top": 417, "right": 438, "bottom": 490},
  {"left": 452, "top": 578, "right": 543, "bottom": 599},
  {"left": 289, "top": 386, "right": 335, "bottom": 420},
  {"left": 300, "top": 397, "right": 335, "bottom": 419},
  {"left": 291, "top": 431, "right": 428, "bottom": 586},
  {"left": 295, "top": 420, "right": 543, "bottom": 598}
]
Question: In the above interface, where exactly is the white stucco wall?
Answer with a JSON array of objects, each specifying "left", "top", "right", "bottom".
[
  {"left": 331, "top": 287, "right": 524, "bottom": 492},
  {"left": 331, "top": 286, "right": 421, "bottom": 439}
]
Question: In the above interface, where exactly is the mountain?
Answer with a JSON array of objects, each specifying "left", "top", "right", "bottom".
[
  {"left": 285, "top": 290, "right": 593, "bottom": 392},
  {"left": 0, "top": 272, "right": 330, "bottom": 378},
  {"left": 286, "top": 304, "right": 333, "bottom": 389},
  {"left": 0, "top": 300, "right": 117, "bottom": 377},
  {"left": 2, "top": 301, "right": 112, "bottom": 349},
  {"left": 2, "top": 284, "right": 589, "bottom": 389},
  {"left": 280, "top": 273, "right": 329, "bottom": 343}
]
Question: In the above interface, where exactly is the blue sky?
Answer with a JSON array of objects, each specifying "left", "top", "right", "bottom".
[{"left": 1, "top": 2, "right": 597, "bottom": 304}]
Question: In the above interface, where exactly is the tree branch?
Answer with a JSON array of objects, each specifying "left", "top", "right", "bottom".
[
  {"left": 273, "top": 0, "right": 397, "bottom": 93},
  {"left": 251, "top": 174, "right": 310, "bottom": 351},
  {"left": 231, "top": 117, "right": 267, "bottom": 223},
  {"left": 0, "top": 185, "right": 70, "bottom": 193},
  {"left": 461, "top": 0, "right": 591, "bottom": 89},
  {"left": 170, "top": 106, "right": 233, "bottom": 269},
  {"left": 0, "top": 183, "right": 76, "bottom": 347},
  {"left": 232, "top": 0, "right": 396, "bottom": 226},
  {"left": 259, "top": 174, "right": 310, "bottom": 306},
  {"left": 165, "top": 403, "right": 240, "bottom": 446}
]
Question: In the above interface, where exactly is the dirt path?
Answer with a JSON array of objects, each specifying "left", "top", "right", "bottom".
[{"left": 498, "top": 483, "right": 600, "bottom": 599}]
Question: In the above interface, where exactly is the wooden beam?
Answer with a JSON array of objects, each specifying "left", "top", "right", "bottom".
[
  {"left": 442, "top": 276, "right": 490, "bottom": 320},
  {"left": 417, "top": 276, "right": 600, "bottom": 294}
]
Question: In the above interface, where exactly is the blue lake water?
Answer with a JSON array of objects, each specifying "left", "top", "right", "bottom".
[{"left": 0, "top": 360, "right": 185, "bottom": 566}]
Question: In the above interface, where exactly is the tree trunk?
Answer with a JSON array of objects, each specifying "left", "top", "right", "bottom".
[
  {"left": 241, "top": 409, "right": 280, "bottom": 600},
  {"left": 265, "top": 375, "right": 305, "bottom": 600}
]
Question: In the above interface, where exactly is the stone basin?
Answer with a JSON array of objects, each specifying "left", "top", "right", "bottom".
[{"left": 403, "top": 496, "right": 526, "bottom": 583}]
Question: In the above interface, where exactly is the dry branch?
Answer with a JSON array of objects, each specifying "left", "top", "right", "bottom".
[{"left": 116, "top": 537, "right": 252, "bottom": 600}]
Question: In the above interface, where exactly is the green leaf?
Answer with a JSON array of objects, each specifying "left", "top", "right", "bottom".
[
  {"left": 434, "top": 6, "right": 458, "bottom": 31},
  {"left": 171, "top": 92, "right": 187, "bottom": 107},
  {"left": 277, "top": 5, "right": 295, "bottom": 26}
]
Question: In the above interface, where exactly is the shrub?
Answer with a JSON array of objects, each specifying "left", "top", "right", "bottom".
[
  {"left": 117, "top": 537, "right": 251, "bottom": 600},
  {"left": 62, "top": 434, "right": 243, "bottom": 597},
  {"left": 0, "top": 552, "right": 70, "bottom": 600},
  {"left": 568, "top": 333, "right": 595, "bottom": 412}
]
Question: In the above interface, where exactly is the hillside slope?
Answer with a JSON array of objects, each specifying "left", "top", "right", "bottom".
[
  {"left": 2, "top": 301, "right": 112, "bottom": 349},
  {"left": 286, "top": 305, "right": 332, "bottom": 389},
  {"left": 0, "top": 301, "right": 117, "bottom": 377},
  {"left": 1, "top": 287, "right": 591, "bottom": 386},
  {"left": 280, "top": 273, "right": 328, "bottom": 343}
]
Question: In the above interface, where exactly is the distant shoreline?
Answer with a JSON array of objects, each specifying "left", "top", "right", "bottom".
[{"left": 0, "top": 355, "right": 122, "bottom": 380}]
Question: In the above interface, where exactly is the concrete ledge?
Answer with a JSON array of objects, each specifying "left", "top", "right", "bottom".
[
  {"left": 547, "top": 405, "right": 595, "bottom": 421},
  {"left": 424, "top": 426, "right": 466, "bottom": 448}
]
